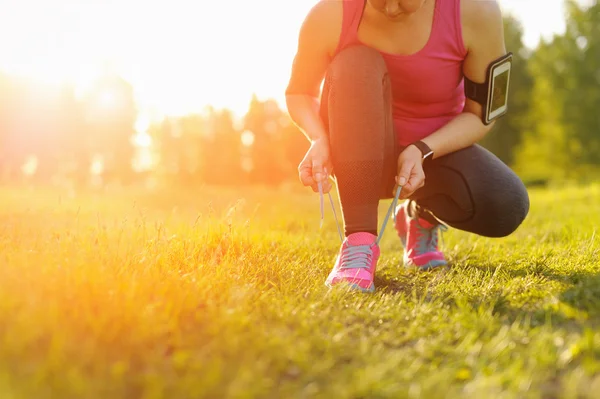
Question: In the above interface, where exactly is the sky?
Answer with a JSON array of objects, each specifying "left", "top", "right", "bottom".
[{"left": 0, "top": 0, "right": 584, "bottom": 122}]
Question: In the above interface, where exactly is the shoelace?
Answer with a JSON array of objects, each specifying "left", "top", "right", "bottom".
[
  {"left": 338, "top": 245, "right": 373, "bottom": 270},
  {"left": 318, "top": 180, "right": 402, "bottom": 246},
  {"left": 415, "top": 222, "right": 449, "bottom": 254},
  {"left": 430, "top": 224, "right": 448, "bottom": 251}
]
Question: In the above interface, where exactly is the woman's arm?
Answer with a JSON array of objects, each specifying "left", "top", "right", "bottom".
[
  {"left": 285, "top": 1, "right": 341, "bottom": 189},
  {"left": 420, "top": 0, "right": 507, "bottom": 159},
  {"left": 285, "top": 1, "right": 340, "bottom": 142}
]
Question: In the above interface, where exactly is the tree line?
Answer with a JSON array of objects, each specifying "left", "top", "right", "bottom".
[{"left": 0, "top": 0, "right": 597, "bottom": 189}]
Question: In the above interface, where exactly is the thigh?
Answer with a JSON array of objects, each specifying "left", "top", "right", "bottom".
[
  {"left": 320, "top": 45, "right": 398, "bottom": 196},
  {"left": 409, "top": 144, "right": 530, "bottom": 237}
]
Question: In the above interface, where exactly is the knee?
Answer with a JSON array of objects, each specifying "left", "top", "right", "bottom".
[
  {"left": 480, "top": 183, "right": 530, "bottom": 238},
  {"left": 328, "top": 45, "right": 387, "bottom": 89}
]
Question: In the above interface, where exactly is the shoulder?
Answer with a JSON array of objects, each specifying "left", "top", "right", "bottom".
[
  {"left": 460, "top": 0, "right": 504, "bottom": 51},
  {"left": 460, "top": 0, "right": 503, "bottom": 30},
  {"left": 299, "top": 0, "right": 343, "bottom": 57},
  {"left": 304, "top": 0, "right": 343, "bottom": 24}
]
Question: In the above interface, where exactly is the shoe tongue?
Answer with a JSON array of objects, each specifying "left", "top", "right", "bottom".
[{"left": 346, "top": 232, "right": 377, "bottom": 246}]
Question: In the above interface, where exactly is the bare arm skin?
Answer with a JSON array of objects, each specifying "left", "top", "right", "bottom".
[
  {"left": 419, "top": 0, "right": 507, "bottom": 159},
  {"left": 285, "top": 1, "right": 340, "bottom": 142},
  {"left": 285, "top": 1, "right": 341, "bottom": 191}
]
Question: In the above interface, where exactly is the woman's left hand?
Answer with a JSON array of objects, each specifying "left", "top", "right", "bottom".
[{"left": 395, "top": 145, "right": 426, "bottom": 199}]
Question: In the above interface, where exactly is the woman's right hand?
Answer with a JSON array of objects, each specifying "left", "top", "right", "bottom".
[{"left": 298, "top": 137, "right": 334, "bottom": 193}]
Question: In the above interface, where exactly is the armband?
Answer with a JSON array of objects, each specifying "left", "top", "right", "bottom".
[{"left": 464, "top": 52, "right": 513, "bottom": 125}]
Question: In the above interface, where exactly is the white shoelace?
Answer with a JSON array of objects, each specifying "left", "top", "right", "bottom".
[{"left": 318, "top": 181, "right": 403, "bottom": 246}]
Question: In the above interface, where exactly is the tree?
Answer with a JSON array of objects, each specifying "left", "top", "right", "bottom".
[
  {"left": 560, "top": 0, "right": 600, "bottom": 167},
  {"left": 243, "top": 95, "right": 290, "bottom": 185},
  {"left": 199, "top": 108, "right": 243, "bottom": 185},
  {"left": 514, "top": 0, "right": 600, "bottom": 183},
  {"left": 83, "top": 70, "right": 137, "bottom": 184},
  {"left": 513, "top": 41, "right": 571, "bottom": 183}
]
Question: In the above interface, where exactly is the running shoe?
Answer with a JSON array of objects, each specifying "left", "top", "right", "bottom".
[{"left": 394, "top": 201, "right": 448, "bottom": 270}]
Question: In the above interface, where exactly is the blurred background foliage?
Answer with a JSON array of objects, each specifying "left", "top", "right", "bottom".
[{"left": 0, "top": 0, "right": 597, "bottom": 190}]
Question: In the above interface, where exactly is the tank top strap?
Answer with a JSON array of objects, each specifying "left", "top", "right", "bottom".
[
  {"left": 334, "top": 0, "right": 366, "bottom": 55},
  {"left": 430, "top": 0, "right": 468, "bottom": 56}
]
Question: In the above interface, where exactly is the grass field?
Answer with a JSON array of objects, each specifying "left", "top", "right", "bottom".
[{"left": 0, "top": 182, "right": 599, "bottom": 399}]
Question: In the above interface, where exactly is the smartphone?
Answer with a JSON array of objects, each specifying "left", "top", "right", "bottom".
[{"left": 485, "top": 53, "right": 512, "bottom": 125}]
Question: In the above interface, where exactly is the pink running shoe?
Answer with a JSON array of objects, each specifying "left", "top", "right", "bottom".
[
  {"left": 325, "top": 232, "right": 379, "bottom": 292},
  {"left": 394, "top": 201, "right": 448, "bottom": 270}
]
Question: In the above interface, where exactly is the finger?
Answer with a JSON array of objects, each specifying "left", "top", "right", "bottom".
[
  {"left": 400, "top": 183, "right": 415, "bottom": 200},
  {"left": 310, "top": 179, "right": 332, "bottom": 193},
  {"left": 401, "top": 172, "right": 425, "bottom": 199},
  {"left": 323, "top": 166, "right": 331, "bottom": 182},
  {"left": 407, "top": 173, "right": 424, "bottom": 192},
  {"left": 326, "top": 166, "right": 336, "bottom": 187},
  {"left": 401, "top": 184, "right": 418, "bottom": 200},
  {"left": 396, "top": 161, "right": 413, "bottom": 187},
  {"left": 312, "top": 160, "right": 325, "bottom": 183},
  {"left": 400, "top": 178, "right": 417, "bottom": 199},
  {"left": 299, "top": 165, "right": 315, "bottom": 187},
  {"left": 322, "top": 179, "right": 333, "bottom": 194}
]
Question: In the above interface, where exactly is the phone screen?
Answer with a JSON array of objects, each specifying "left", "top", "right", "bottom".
[{"left": 490, "top": 69, "right": 509, "bottom": 113}]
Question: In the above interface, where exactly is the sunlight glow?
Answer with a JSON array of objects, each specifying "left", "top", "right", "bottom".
[
  {"left": 135, "top": 113, "right": 151, "bottom": 135},
  {"left": 241, "top": 130, "right": 256, "bottom": 147},
  {"left": 98, "top": 91, "right": 118, "bottom": 110},
  {"left": 0, "top": 0, "right": 577, "bottom": 119},
  {"left": 133, "top": 132, "right": 153, "bottom": 148},
  {"left": 90, "top": 156, "right": 104, "bottom": 176},
  {"left": 21, "top": 156, "right": 38, "bottom": 177}
]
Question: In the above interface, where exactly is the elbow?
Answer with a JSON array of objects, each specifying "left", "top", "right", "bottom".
[
  {"left": 285, "top": 79, "right": 305, "bottom": 99},
  {"left": 478, "top": 120, "right": 495, "bottom": 142},
  {"left": 284, "top": 89, "right": 300, "bottom": 107},
  {"left": 285, "top": 85, "right": 302, "bottom": 113},
  {"left": 481, "top": 116, "right": 498, "bottom": 137},
  {"left": 484, "top": 119, "right": 497, "bottom": 133},
  {"left": 285, "top": 90, "right": 317, "bottom": 103},
  {"left": 285, "top": 90, "right": 317, "bottom": 117},
  {"left": 285, "top": 78, "right": 320, "bottom": 100},
  {"left": 284, "top": 92, "right": 308, "bottom": 128},
  {"left": 462, "top": 108, "right": 495, "bottom": 135},
  {"left": 285, "top": 93, "right": 301, "bottom": 119}
]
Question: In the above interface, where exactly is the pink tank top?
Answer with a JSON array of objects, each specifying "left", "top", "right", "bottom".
[{"left": 334, "top": 0, "right": 468, "bottom": 146}]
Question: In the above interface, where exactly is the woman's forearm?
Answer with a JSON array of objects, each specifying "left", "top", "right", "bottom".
[
  {"left": 421, "top": 111, "right": 494, "bottom": 159},
  {"left": 285, "top": 94, "right": 328, "bottom": 142}
]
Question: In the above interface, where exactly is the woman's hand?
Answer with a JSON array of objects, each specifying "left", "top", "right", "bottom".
[
  {"left": 298, "top": 138, "right": 334, "bottom": 193},
  {"left": 395, "top": 145, "right": 426, "bottom": 199}
]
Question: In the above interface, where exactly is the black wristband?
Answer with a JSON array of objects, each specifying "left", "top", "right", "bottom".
[{"left": 409, "top": 141, "right": 434, "bottom": 166}]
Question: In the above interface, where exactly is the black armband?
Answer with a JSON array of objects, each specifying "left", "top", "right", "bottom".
[{"left": 464, "top": 52, "right": 513, "bottom": 125}]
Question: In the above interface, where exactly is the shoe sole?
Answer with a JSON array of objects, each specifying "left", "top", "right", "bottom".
[
  {"left": 404, "top": 259, "right": 448, "bottom": 271},
  {"left": 325, "top": 281, "right": 375, "bottom": 293}
]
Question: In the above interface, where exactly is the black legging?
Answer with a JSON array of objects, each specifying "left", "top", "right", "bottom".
[{"left": 319, "top": 45, "right": 530, "bottom": 238}]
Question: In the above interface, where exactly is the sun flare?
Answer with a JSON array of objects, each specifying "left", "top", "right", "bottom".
[
  {"left": 0, "top": 0, "right": 572, "bottom": 122},
  {"left": 0, "top": 0, "right": 317, "bottom": 122}
]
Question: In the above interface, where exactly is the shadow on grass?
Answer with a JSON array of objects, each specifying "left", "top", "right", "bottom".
[
  {"left": 373, "top": 263, "right": 455, "bottom": 298},
  {"left": 502, "top": 272, "right": 600, "bottom": 330},
  {"left": 374, "top": 260, "right": 600, "bottom": 330},
  {"left": 470, "top": 262, "right": 600, "bottom": 325}
]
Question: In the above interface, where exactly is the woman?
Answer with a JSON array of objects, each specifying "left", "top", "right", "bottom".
[{"left": 285, "top": 0, "right": 530, "bottom": 292}]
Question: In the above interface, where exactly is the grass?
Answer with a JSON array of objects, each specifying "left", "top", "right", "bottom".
[{"left": 0, "top": 182, "right": 599, "bottom": 398}]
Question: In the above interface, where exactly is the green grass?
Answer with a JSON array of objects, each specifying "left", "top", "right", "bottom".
[{"left": 0, "top": 182, "right": 599, "bottom": 399}]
